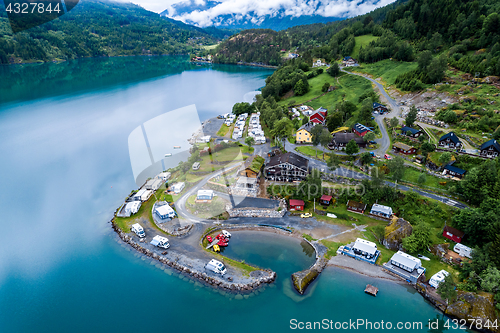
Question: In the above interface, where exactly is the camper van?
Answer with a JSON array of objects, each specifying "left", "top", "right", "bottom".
[
  {"left": 454, "top": 243, "right": 473, "bottom": 259},
  {"left": 150, "top": 235, "right": 170, "bottom": 249},
  {"left": 131, "top": 223, "right": 145, "bottom": 238},
  {"left": 205, "top": 259, "right": 226, "bottom": 275}
]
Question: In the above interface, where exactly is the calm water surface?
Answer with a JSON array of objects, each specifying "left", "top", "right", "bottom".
[{"left": 0, "top": 56, "right": 465, "bottom": 332}]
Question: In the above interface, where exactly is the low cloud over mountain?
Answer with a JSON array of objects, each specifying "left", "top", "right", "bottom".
[{"left": 161, "top": 0, "right": 396, "bottom": 29}]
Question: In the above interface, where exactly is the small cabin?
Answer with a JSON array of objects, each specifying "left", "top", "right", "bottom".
[
  {"left": 289, "top": 199, "right": 305, "bottom": 211},
  {"left": 347, "top": 200, "right": 366, "bottom": 214},
  {"left": 392, "top": 142, "right": 417, "bottom": 155},
  {"left": 443, "top": 226, "right": 464, "bottom": 243},
  {"left": 320, "top": 195, "right": 333, "bottom": 206}
]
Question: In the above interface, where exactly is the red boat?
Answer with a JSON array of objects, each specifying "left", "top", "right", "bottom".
[
  {"left": 216, "top": 234, "right": 228, "bottom": 242},
  {"left": 206, "top": 236, "right": 213, "bottom": 243},
  {"left": 218, "top": 240, "right": 228, "bottom": 247}
]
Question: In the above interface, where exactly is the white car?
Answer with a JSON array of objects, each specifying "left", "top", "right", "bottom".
[{"left": 221, "top": 230, "right": 231, "bottom": 238}]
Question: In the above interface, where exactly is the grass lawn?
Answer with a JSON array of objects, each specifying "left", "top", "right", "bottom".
[
  {"left": 351, "top": 35, "right": 379, "bottom": 59},
  {"left": 295, "top": 146, "right": 327, "bottom": 160},
  {"left": 351, "top": 59, "right": 418, "bottom": 87},
  {"left": 216, "top": 123, "right": 230, "bottom": 137},
  {"left": 202, "top": 44, "right": 218, "bottom": 50},
  {"left": 186, "top": 195, "right": 227, "bottom": 219},
  {"left": 305, "top": 74, "right": 374, "bottom": 114},
  {"left": 394, "top": 166, "right": 452, "bottom": 190},
  {"left": 197, "top": 147, "right": 245, "bottom": 172},
  {"left": 278, "top": 72, "right": 338, "bottom": 106}
]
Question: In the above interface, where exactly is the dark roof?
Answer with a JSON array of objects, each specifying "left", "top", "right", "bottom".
[
  {"left": 343, "top": 56, "right": 353, "bottom": 61},
  {"left": 443, "top": 226, "right": 465, "bottom": 238},
  {"left": 480, "top": 139, "right": 500, "bottom": 152},
  {"left": 333, "top": 133, "right": 365, "bottom": 144},
  {"left": 266, "top": 152, "right": 308, "bottom": 170},
  {"left": 439, "top": 132, "right": 460, "bottom": 144},
  {"left": 401, "top": 126, "right": 421, "bottom": 135},
  {"left": 353, "top": 123, "right": 371, "bottom": 134},
  {"left": 347, "top": 200, "right": 366, "bottom": 210},
  {"left": 298, "top": 122, "right": 314, "bottom": 133},
  {"left": 373, "top": 102, "right": 386, "bottom": 109},
  {"left": 444, "top": 165, "right": 466, "bottom": 175}
]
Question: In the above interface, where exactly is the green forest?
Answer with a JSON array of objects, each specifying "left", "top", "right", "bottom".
[{"left": 0, "top": 0, "right": 225, "bottom": 64}]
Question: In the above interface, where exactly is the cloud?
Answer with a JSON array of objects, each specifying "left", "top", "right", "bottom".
[{"left": 167, "top": 0, "right": 397, "bottom": 27}]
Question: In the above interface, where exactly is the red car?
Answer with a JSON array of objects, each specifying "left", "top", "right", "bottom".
[
  {"left": 206, "top": 235, "right": 213, "bottom": 243},
  {"left": 384, "top": 154, "right": 392, "bottom": 160}
]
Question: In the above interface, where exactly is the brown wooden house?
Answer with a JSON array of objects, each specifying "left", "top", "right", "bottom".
[{"left": 347, "top": 200, "right": 367, "bottom": 214}]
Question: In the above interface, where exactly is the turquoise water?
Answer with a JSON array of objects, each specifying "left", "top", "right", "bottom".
[{"left": 0, "top": 56, "right": 466, "bottom": 332}]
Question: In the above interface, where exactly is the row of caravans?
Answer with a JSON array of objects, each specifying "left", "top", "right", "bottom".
[
  {"left": 247, "top": 113, "right": 266, "bottom": 144},
  {"left": 232, "top": 113, "right": 248, "bottom": 140}
]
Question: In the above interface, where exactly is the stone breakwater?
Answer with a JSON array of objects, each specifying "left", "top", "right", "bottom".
[
  {"left": 111, "top": 222, "right": 276, "bottom": 293},
  {"left": 291, "top": 239, "right": 328, "bottom": 294},
  {"left": 226, "top": 199, "right": 287, "bottom": 218}
]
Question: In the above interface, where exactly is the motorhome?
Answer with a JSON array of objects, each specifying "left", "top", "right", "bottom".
[
  {"left": 150, "top": 235, "right": 170, "bottom": 249},
  {"left": 205, "top": 259, "right": 226, "bottom": 275},
  {"left": 131, "top": 223, "right": 145, "bottom": 238},
  {"left": 454, "top": 243, "right": 473, "bottom": 259}
]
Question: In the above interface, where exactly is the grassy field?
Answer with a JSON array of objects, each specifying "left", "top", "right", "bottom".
[
  {"left": 202, "top": 44, "right": 219, "bottom": 50},
  {"left": 216, "top": 123, "right": 230, "bottom": 137},
  {"left": 278, "top": 72, "right": 338, "bottom": 106},
  {"left": 196, "top": 146, "right": 245, "bottom": 172},
  {"left": 350, "top": 59, "right": 418, "bottom": 87},
  {"left": 351, "top": 35, "right": 379, "bottom": 59},
  {"left": 295, "top": 146, "right": 327, "bottom": 160}
]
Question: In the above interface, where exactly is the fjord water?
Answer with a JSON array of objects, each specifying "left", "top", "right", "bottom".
[{"left": 0, "top": 56, "right": 463, "bottom": 333}]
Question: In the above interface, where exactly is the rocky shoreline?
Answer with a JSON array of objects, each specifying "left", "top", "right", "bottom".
[{"left": 111, "top": 221, "right": 276, "bottom": 293}]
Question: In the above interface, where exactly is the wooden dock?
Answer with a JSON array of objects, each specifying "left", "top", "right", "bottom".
[{"left": 364, "top": 284, "right": 378, "bottom": 296}]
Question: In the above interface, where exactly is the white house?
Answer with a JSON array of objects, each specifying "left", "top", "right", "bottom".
[
  {"left": 370, "top": 204, "right": 393, "bottom": 219},
  {"left": 352, "top": 238, "right": 378, "bottom": 257},
  {"left": 454, "top": 243, "right": 473, "bottom": 259},
  {"left": 197, "top": 189, "right": 214, "bottom": 201},
  {"left": 171, "top": 182, "right": 185, "bottom": 194},
  {"left": 145, "top": 179, "right": 162, "bottom": 191},
  {"left": 390, "top": 251, "right": 422, "bottom": 272},
  {"left": 133, "top": 188, "right": 153, "bottom": 202},
  {"left": 154, "top": 204, "right": 176, "bottom": 219},
  {"left": 124, "top": 201, "right": 141, "bottom": 215},
  {"left": 429, "top": 270, "right": 450, "bottom": 288}
]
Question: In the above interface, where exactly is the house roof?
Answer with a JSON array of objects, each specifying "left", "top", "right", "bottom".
[
  {"left": 197, "top": 189, "right": 214, "bottom": 197},
  {"left": 310, "top": 111, "right": 326, "bottom": 122},
  {"left": 289, "top": 199, "right": 305, "bottom": 206},
  {"left": 443, "top": 225, "right": 465, "bottom": 238},
  {"left": 370, "top": 203, "right": 393, "bottom": 216},
  {"left": 155, "top": 204, "right": 175, "bottom": 216},
  {"left": 391, "top": 251, "right": 421, "bottom": 271},
  {"left": 333, "top": 133, "right": 364, "bottom": 144},
  {"left": 266, "top": 152, "right": 309, "bottom": 170},
  {"left": 353, "top": 238, "right": 377, "bottom": 255},
  {"left": 347, "top": 200, "right": 366, "bottom": 210},
  {"left": 480, "top": 139, "right": 500, "bottom": 152},
  {"left": 373, "top": 102, "right": 386, "bottom": 109},
  {"left": 243, "top": 155, "right": 265, "bottom": 173},
  {"left": 401, "top": 126, "right": 421, "bottom": 135},
  {"left": 439, "top": 132, "right": 460, "bottom": 144},
  {"left": 298, "top": 123, "right": 314, "bottom": 133},
  {"left": 343, "top": 56, "right": 354, "bottom": 61},
  {"left": 393, "top": 142, "right": 414, "bottom": 151},
  {"left": 320, "top": 195, "right": 332, "bottom": 201},
  {"left": 444, "top": 165, "right": 466, "bottom": 175},
  {"left": 353, "top": 123, "right": 371, "bottom": 134}
]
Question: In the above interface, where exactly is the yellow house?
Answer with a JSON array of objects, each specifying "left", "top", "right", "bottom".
[{"left": 296, "top": 123, "right": 313, "bottom": 143}]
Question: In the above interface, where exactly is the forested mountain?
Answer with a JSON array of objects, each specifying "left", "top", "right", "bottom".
[
  {"left": 212, "top": 0, "right": 500, "bottom": 80},
  {"left": 0, "top": 0, "right": 226, "bottom": 64}
]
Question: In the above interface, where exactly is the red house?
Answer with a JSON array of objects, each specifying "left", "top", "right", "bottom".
[
  {"left": 320, "top": 195, "right": 332, "bottom": 205},
  {"left": 353, "top": 123, "right": 371, "bottom": 137},
  {"left": 310, "top": 112, "right": 326, "bottom": 124},
  {"left": 392, "top": 142, "right": 417, "bottom": 155},
  {"left": 289, "top": 199, "right": 305, "bottom": 211},
  {"left": 443, "top": 226, "right": 464, "bottom": 243}
]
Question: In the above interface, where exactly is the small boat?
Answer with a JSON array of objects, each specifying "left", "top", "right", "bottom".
[
  {"left": 164, "top": 153, "right": 172, "bottom": 157},
  {"left": 206, "top": 236, "right": 213, "bottom": 243},
  {"left": 173, "top": 146, "right": 181, "bottom": 149},
  {"left": 213, "top": 244, "right": 220, "bottom": 252},
  {"left": 364, "top": 284, "right": 378, "bottom": 296},
  {"left": 218, "top": 241, "right": 228, "bottom": 247},
  {"left": 417, "top": 254, "right": 431, "bottom": 261}
]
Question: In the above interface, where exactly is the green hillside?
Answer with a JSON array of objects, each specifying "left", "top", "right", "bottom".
[{"left": 0, "top": 0, "right": 225, "bottom": 64}]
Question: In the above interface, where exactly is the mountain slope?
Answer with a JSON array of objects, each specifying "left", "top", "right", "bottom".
[
  {"left": 0, "top": 0, "right": 224, "bottom": 64},
  {"left": 161, "top": 0, "right": 396, "bottom": 30}
]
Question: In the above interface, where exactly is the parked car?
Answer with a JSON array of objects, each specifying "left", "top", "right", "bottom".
[
  {"left": 150, "top": 235, "right": 170, "bottom": 249},
  {"left": 131, "top": 223, "right": 145, "bottom": 238},
  {"left": 205, "top": 259, "right": 227, "bottom": 275},
  {"left": 300, "top": 213, "right": 312, "bottom": 218},
  {"left": 384, "top": 154, "right": 392, "bottom": 160}
]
